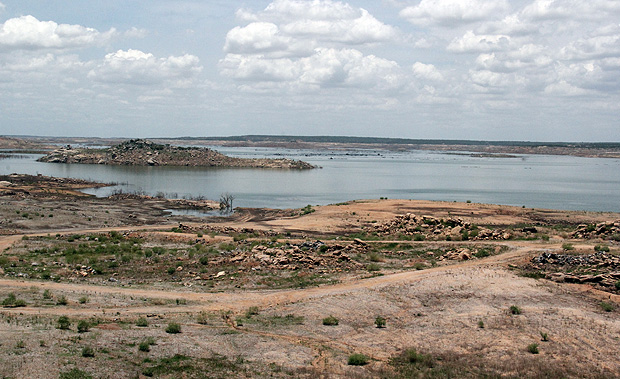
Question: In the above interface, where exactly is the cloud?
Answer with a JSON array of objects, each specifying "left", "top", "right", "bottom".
[
  {"left": 230, "top": 0, "right": 398, "bottom": 47},
  {"left": 521, "top": 0, "right": 620, "bottom": 21},
  {"left": 559, "top": 25, "right": 620, "bottom": 60},
  {"left": 447, "top": 30, "right": 512, "bottom": 53},
  {"left": 0, "top": 2, "right": 5, "bottom": 12},
  {"left": 0, "top": 15, "right": 115, "bottom": 51},
  {"left": 220, "top": 47, "right": 402, "bottom": 90},
  {"left": 412, "top": 62, "right": 444, "bottom": 81},
  {"left": 221, "top": 0, "right": 402, "bottom": 94},
  {"left": 400, "top": 0, "right": 510, "bottom": 26},
  {"left": 88, "top": 49, "right": 202, "bottom": 86}
]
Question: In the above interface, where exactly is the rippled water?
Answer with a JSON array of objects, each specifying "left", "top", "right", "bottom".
[{"left": 1, "top": 147, "right": 619, "bottom": 212}]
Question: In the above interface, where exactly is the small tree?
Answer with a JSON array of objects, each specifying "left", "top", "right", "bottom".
[
  {"left": 219, "top": 193, "right": 235, "bottom": 213},
  {"left": 375, "top": 316, "right": 386, "bottom": 328},
  {"left": 57, "top": 316, "right": 71, "bottom": 330}
]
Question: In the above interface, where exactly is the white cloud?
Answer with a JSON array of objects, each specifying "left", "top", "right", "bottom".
[
  {"left": 124, "top": 27, "right": 148, "bottom": 39},
  {"left": 220, "top": 47, "right": 403, "bottom": 90},
  {"left": 412, "top": 62, "right": 444, "bottom": 81},
  {"left": 447, "top": 30, "right": 512, "bottom": 53},
  {"left": 231, "top": 0, "right": 398, "bottom": 47},
  {"left": 400, "top": 0, "right": 510, "bottom": 26},
  {"left": 0, "top": 2, "right": 5, "bottom": 12},
  {"left": 521, "top": 0, "right": 620, "bottom": 21},
  {"left": 559, "top": 26, "right": 620, "bottom": 60},
  {"left": 0, "top": 15, "right": 115, "bottom": 50},
  {"left": 88, "top": 49, "right": 202, "bottom": 86}
]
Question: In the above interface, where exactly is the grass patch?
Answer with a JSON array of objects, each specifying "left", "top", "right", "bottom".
[{"left": 348, "top": 353, "right": 369, "bottom": 366}]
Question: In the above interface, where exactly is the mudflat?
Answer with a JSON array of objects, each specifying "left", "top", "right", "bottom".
[{"left": 0, "top": 175, "right": 619, "bottom": 378}]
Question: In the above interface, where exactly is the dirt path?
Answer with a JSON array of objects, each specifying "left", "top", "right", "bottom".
[{"left": 0, "top": 243, "right": 545, "bottom": 317}]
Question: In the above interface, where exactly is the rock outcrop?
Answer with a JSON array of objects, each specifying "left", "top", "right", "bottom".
[{"left": 38, "top": 139, "right": 316, "bottom": 169}]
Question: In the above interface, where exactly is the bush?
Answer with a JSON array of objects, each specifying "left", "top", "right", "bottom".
[
  {"left": 509, "top": 305, "right": 522, "bottom": 315},
  {"left": 59, "top": 368, "right": 93, "bottom": 379},
  {"left": 196, "top": 311, "right": 209, "bottom": 325},
  {"left": 43, "top": 289, "right": 52, "bottom": 299},
  {"left": 615, "top": 280, "right": 620, "bottom": 290},
  {"left": 600, "top": 301, "right": 615, "bottom": 312},
  {"left": 199, "top": 256, "right": 209, "bottom": 265},
  {"left": 57, "top": 295, "right": 68, "bottom": 305},
  {"left": 167, "top": 267, "right": 176, "bottom": 275},
  {"left": 562, "top": 243, "right": 574, "bottom": 251},
  {"left": 57, "top": 316, "right": 71, "bottom": 330},
  {"left": 81, "top": 346, "right": 95, "bottom": 357},
  {"left": 165, "top": 322, "right": 181, "bottom": 334},
  {"left": 375, "top": 316, "right": 386, "bottom": 328},
  {"left": 322, "top": 316, "right": 339, "bottom": 326},
  {"left": 78, "top": 296, "right": 89, "bottom": 304},
  {"left": 594, "top": 244, "right": 610, "bottom": 252},
  {"left": 245, "top": 306, "right": 260, "bottom": 318},
  {"left": 2, "top": 293, "right": 26, "bottom": 308},
  {"left": 540, "top": 332, "right": 549, "bottom": 341},
  {"left": 404, "top": 349, "right": 434, "bottom": 367},
  {"left": 528, "top": 343, "right": 539, "bottom": 354},
  {"left": 77, "top": 320, "right": 90, "bottom": 333},
  {"left": 136, "top": 317, "right": 148, "bottom": 327},
  {"left": 477, "top": 320, "right": 484, "bottom": 329},
  {"left": 348, "top": 353, "right": 369, "bottom": 366},
  {"left": 139, "top": 341, "right": 150, "bottom": 352}
]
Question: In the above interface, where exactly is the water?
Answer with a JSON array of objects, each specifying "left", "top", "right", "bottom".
[{"left": 1, "top": 148, "right": 619, "bottom": 212}]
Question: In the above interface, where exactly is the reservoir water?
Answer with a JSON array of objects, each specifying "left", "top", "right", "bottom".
[{"left": 1, "top": 147, "right": 619, "bottom": 212}]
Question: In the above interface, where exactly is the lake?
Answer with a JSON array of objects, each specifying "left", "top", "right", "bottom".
[{"left": 1, "top": 147, "right": 619, "bottom": 212}]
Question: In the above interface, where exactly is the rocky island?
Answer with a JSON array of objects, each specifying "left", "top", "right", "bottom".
[{"left": 37, "top": 139, "right": 315, "bottom": 169}]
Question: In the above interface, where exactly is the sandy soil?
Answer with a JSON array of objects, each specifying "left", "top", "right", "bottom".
[{"left": 0, "top": 185, "right": 619, "bottom": 378}]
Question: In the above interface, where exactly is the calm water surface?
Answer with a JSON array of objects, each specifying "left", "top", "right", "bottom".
[{"left": 1, "top": 147, "right": 619, "bottom": 212}]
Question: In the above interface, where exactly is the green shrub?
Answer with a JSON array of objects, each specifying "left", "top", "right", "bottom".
[
  {"left": 348, "top": 353, "right": 369, "bottom": 366},
  {"left": 540, "top": 332, "right": 549, "bottom": 341},
  {"left": 477, "top": 320, "right": 484, "bottom": 329},
  {"left": 57, "top": 316, "right": 71, "bottom": 330},
  {"left": 615, "top": 280, "right": 620, "bottom": 290},
  {"left": 78, "top": 296, "right": 89, "bottom": 304},
  {"left": 2, "top": 293, "right": 26, "bottom": 308},
  {"left": 139, "top": 341, "right": 150, "bottom": 352},
  {"left": 165, "top": 322, "right": 181, "bottom": 334},
  {"left": 136, "top": 317, "right": 148, "bottom": 327},
  {"left": 600, "top": 301, "right": 615, "bottom": 312},
  {"left": 81, "top": 346, "right": 95, "bottom": 357},
  {"left": 196, "top": 311, "right": 209, "bottom": 325},
  {"left": 375, "top": 316, "right": 386, "bottom": 328},
  {"left": 199, "top": 256, "right": 209, "bottom": 265},
  {"left": 562, "top": 243, "right": 574, "bottom": 251},
  {"left": 322, "top": 316, "right": 339, "bottom": 326},
  {"left": 509, "top": 305, "right": 522, "bottom": 315},
  {"left": 77, "top": 320, "right": 90, "bottom": 333},
  {"left": 245, "top": 306, "right": 260, "bottom": 318},
  {"left": 43, "top": 289, "right": 52, "bottom": 299},
  {"left": 59, "top": 368, "right": 93, "bottom": 379},
  {"left": 528, "top": 343, "right": 539, "bottom": 354},
  {"left": 594, "top": 244, "right": 610, "bottom": 252},
  {"left": 167, "top": 267, "right": 176, "bottom": 275},
  {"left": 404, "top": 349, "right": 434, "bottom": 367},
  {"left": 57, "top": 295, "right": 68, "bottom": 305}
]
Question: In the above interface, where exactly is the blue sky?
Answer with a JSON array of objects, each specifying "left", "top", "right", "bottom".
[{"left": 1, "top": 0, "right": 619, "bottom": 141}]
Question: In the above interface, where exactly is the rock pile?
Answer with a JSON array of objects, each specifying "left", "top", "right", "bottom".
[
  {"left": 374, "top": 213, "right": 512, "bottom": 241},
  {"left": 572, "top": 221, "right": 620, "bottom": 240},
  {"left": 530, "top": 252, "right": 620, "bottom": 289},
  {"left": 214, "top": 242, "right": 364, "bottom": 271}
]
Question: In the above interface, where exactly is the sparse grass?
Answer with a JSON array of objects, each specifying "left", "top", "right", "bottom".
[
  {"left": 59, "top": 368, "right": 93, "bottom": 379},
  {"left": 322, "top": 315, "right": 339, "bottom": 326},
  {"left": 348, "top": 353, "right": 369, "bottom": 366},
  {"left": 562, "top": 243, "right": 574, "bottom": 251},
  {"left": 600, "top": 301, "right": 615, "bottom": 312}
]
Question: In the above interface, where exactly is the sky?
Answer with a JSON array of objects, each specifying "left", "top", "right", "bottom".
[{"left": 1, "top": 0, "right": 619, "bottom": 141}]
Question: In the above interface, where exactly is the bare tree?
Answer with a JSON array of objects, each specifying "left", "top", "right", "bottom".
[{"left": 219, "top": 193, "right": 235, "bottom": 213}]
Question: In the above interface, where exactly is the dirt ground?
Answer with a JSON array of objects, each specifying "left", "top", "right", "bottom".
[{"left": 0, "top": 179, "right": 619, "bottom": 378}]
